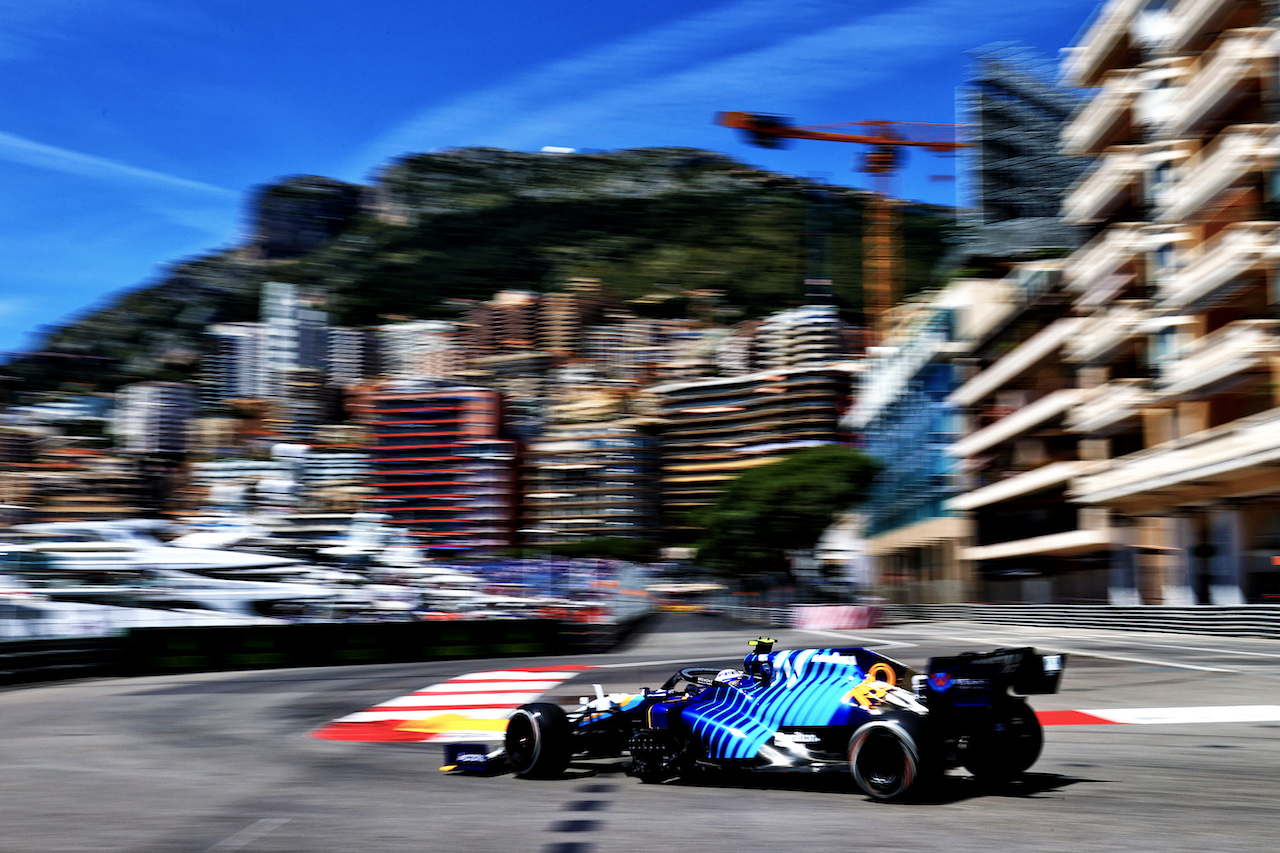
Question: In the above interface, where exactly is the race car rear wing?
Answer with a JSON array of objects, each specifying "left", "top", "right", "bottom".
[{"left": 924, "top": 647, "right": 1065, "bottom": 709}]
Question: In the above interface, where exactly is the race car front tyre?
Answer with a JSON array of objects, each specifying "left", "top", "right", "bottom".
[
  {"left": 848, "top": 716, "right": 930, "bottom": 801},
  {"left": 506, "top": 702, "right": 572, "bottom": 778},
  {"left": 962, "top": 698, "right": 1043, "bottom": 784}
]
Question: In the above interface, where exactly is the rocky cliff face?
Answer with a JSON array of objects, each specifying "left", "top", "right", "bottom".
[{"left": 251, "top": 177, "right": 365, "bottom": 260}]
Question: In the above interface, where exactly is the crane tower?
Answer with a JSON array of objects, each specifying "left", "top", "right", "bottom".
[{"left": 716, "top": 111, "right": 966, "bottom": 343}]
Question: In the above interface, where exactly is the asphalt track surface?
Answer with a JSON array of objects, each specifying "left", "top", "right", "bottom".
[{"left": 3, "top": 613, "right": 1280, "bottom": 852}]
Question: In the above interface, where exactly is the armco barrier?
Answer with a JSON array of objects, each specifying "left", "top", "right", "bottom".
[
  {"left": 0, "top": 637, "right": 122, "bottom": 685},
  {"left": 0, "top": 619, "right": 570, "bottom": 685},
  {"left": 884, "top": 603, "right": 1280, "bottom": 640},
  {"left": 121, "top": 619, "right": 566, "bottom": 676},
  {"left": 720, "top": 606, "right": 794, "bottom": 627}
]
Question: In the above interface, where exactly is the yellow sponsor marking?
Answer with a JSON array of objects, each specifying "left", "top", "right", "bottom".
[
  {"left": 866, "top": 662, "right": 897, "bottom": 686},
  {"left": 396, "top": 714, "right": 510, "bottom": 735},
  {"left": 843, "top": 673, "right": 895, "bottom": 710}
]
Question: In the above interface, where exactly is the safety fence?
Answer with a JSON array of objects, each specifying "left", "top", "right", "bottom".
[
  {"left": 882, "top": 603, "right": 1280, "bottom": 640},
  {"left": 719, "top": 606, "right": 794, "bottom": 627}
]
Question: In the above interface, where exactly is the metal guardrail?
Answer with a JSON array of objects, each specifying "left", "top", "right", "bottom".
[
  {"left": 884, "top": 603, "right": 1280, "bottom": 640},
  {"left": 719, "top": 606, "right": 795, "bottom": 627},
  {"left": 717, "top": 602, "right": 1280, "bottom": 641},
  {"left": 0, "top": 619, "right": 572, "bottom": 687},
  {"left": 0, "top": 637, "right": 122, "bottom": 685}
]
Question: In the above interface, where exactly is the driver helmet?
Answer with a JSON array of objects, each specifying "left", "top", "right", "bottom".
[{"left": 714, "top": 668, "right": 746, "bottom": 686}]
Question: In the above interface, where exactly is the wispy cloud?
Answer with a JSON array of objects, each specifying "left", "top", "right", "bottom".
[
  {"left": 0, "top": 297, "right": 29, "bottom": 322},
  {"left": 0, "top": 0, "right": 189, "bottom": 62},
  {"left": 356, "top": 0, "right": 1082, "bottom": 169},
  {"left": 0, "top": 130, "right": 236, "bottom": 198},
  {"left": 354, "top": 0, "right": 829, "bottom": 167}
]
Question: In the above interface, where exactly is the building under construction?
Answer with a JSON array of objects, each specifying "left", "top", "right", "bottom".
[{"left": 958, "top": 44, "right": 1086, "bottom": 260}]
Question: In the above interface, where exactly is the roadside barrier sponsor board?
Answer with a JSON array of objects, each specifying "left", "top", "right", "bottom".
[{"left": 791, "top": 605, "right": 883, "bottom": 630}]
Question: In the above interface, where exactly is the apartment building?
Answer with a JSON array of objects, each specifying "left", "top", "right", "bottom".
[
  {"left": 327, "top": 326, "right": 377, "bottom": 389},
  {"left": 360, "top": 383, "right": 517, "bottom": 552},
  {"left": 755, "top": 305, "right": 845, "bottom": 370},
  {"left": 23, "top": 450, "right": 142, "bottom": 522},
  {"left": 524, "top": 416, "right": 660, "bottom": 546},
  {"left": 114, "top": 382, "right": 196, "bottom": 455},
  {"left": 539, "top": 278, "right": 608, "bottom": 356},
  {"left": 647, "top": 364, "right": 855, "bottom": 536},
  {"left": 274, "top": 367, "right": 332, "bottom": 441},
  {"left": 377, "top": 320, "right": 466, "bottom": 380},
  {"left": 847, "top": 288, "right": 971, "bottom": 602},
  {"left": 1060, "top": 0, "right": 1280, "bottom": 603},
  {"left": 945, "top": 265, "right": 1116, "bottom": 603},
  {"left": 261, "top": 281, "right": 328, "bottom": 401},
  {"left": 462, "top": 290, "right": 540, "bottom": 354},
  {"left": 204, "top": 322, "right": 267, "bottom": 404}
]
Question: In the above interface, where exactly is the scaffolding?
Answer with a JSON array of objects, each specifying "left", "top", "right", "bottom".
[{"left": 958, "top": 44, "right": 1087, "bottom": 258}]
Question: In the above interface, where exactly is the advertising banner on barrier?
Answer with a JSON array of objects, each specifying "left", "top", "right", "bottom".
[{"left": 791, "top": 605, "right": 883, "bottom": 630}]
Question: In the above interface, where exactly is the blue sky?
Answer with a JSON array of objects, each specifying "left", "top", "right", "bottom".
[{"left": 0, "top": 0, "right": 1101, "bottom": 355}]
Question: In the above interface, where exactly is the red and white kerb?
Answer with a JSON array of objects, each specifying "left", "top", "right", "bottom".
[{"left": 311, "top": 667, "right": 588, "bottom": 743}]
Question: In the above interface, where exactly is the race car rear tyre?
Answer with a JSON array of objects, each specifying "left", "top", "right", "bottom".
[
  {"left": 962, "top": 699, "right": 1043, "bottom": 784},
  {"left": 848, "top": 716, "right": 930, "bottom": 801},
  {"left": 506, "top": 702, "right": 572, "bottom": 778}
]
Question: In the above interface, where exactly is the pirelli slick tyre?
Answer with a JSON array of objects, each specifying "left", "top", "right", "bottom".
[
  {"left": 848, "top": 715, "right": 933, "bottom": 801},
  {"left": 506, "top": 702, "right": 572, "bottom": 778},
  {"left": 963, "top": 699, "right": 1043, "bottom": 784}
]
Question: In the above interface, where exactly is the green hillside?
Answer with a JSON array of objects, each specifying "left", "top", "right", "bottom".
[{"left": 3, "top": 147, "right": 958, "bottom": 395}]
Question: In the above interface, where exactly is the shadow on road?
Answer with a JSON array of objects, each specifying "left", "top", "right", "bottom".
[
  {"left": 919, "top": 771, "right": 1099, "bottom": 805},
  {"left": 555, "top": 760, "right": 1100, "bottom": 803}
]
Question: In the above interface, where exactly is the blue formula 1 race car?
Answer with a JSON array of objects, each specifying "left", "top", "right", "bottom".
[{"left": 500, "top": 639, "right": 1066, "bottom": 800}]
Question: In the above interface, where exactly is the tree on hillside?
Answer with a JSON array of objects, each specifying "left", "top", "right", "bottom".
[{"left": 692, "top": 445, "right": 877, "bottom": 582}]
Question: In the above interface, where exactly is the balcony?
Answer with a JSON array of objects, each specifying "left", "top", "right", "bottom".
[
  {"left": 1066, "top": 378, "right": 1152, "bottom": 434},
  {"left": 1063, "top": 69, "right": 1143, "bottom": 156},
  {"left": 1065, "top": 301, "right": 1150, "bottom": 364},
  {"left": 949, "top": 317, "right": 1083, "bottom": 408},
  {"left": 1062, "top": 0, "right": 1146, "bottom": 88},
  {"left": 1072, "top": 405, "right": 1280, "bottom": 506},
  {"left": 1159, "top": 222, "right": 1280, "bottom": 310},
  {"left": 1066, "top": 224, "right": 1146, "bottom": 306},
  {"left": 950, "top": 388, "right": 1085, "bottom": 458},
  {"left": 1161, "top": 29, "right": 1277, "bottom": 138},
  {"left": 1166, "top": 0, "right": 1257, "bottom": 53},
  {"left": 961, "top": 528, "right": 1115, "bottom": 562},
  {"left": 1062, "top": 147, "right": 1145, "bottom": 225},
  {"left": 1157, "top": 318, "right": 1280, "bottom": 398},
  {"left": 1159, "top": 124, "right": 1280, "bottom": 223},
  {"left": 947, "top": 460, "right": 1093, "bottom": 511},
  {"left": 1134, "top": 58, "right": 1197, "bottom": 128}
]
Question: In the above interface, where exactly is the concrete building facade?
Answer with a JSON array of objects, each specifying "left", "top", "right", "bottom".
[
  {"left": 847, "top": 289, "right": 971, "bottom": 603},
  {"left": 647, "top": 364, "right": 855, "bottom": 537},
  {"left": 524, "top": 417, "right": 660, "bottom": 545},
  {"left": 1060, "top": 0, "right": 1280, "bottom": 603},
  {"left": 360, "top": 383, "right": 517, "bottom": 552},
  {"left": 945, "top": 265, "right": 1117, "bottom": 603}
]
